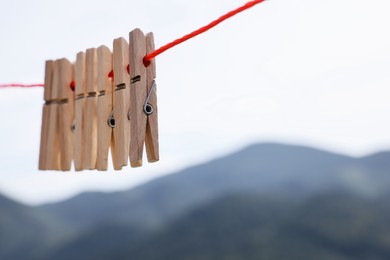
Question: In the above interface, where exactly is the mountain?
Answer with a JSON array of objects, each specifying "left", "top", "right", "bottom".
[
  {"left": 111, "top": 193, "right": 390, "bottom": 260},
  {"left": 0, "top": 194, "right": 75, "bottom": 259},
  {"left": 39, "top": 143, "right": 389, "bottom": 230},
  {"left": 2, "top": 142, "right": 390, "bottom": 259},
  {"left": 48, "top": 192, "right": 390, "bottom": 260}
]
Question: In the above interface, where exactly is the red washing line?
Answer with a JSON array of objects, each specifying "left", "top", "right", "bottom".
[
  {"left": 0, "top": 0, "right": 265, "bottom": 89},
  {"left": 143, "top": 0, "right": 265, "bottom": 65},
  {"left": 0, "top": 83, "right": 44, "bottom": 88}
]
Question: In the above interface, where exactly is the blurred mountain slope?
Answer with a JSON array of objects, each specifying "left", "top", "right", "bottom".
[
  {"left": 2, "top": 143, "right": 390, "bottom": 259},
  {"left": 0, "top": 194, "right": 75, "bottom": 259},
  {"left": 49, "top": 192, "right": 390, "bottom": 260},
  {"left": 40, "top": 143, "right": 369, "bottom": 230},
  {"left": 114, "top": 193, "right": 390, "bottom": 260}
]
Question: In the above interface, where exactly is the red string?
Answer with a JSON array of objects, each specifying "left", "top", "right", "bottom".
[
  {"left": 0, "top": 83, "right": 44, "bottom": 88},
  {"left": 0, "top": 0, "right": 265, "bottom": 88},
  {"left": 143, "top": 0, "right": 265, "bottom": 65},
  {"left": 70, "top": 81, "right": 76, "bottom": 91},
  {"left": 108, "top": 64, "right": 129, "bottom": 80}
]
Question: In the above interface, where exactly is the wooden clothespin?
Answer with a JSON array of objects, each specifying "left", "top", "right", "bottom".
[
  {"left": 57, "top": 58, "right": 74, "bottom": 171},
  {"left": 145, "top": 33, "right": 159, "bottom": 163},
  {"left": 96, "top": 45, "right": 121, "bottom": 170},
  {"left": 45, "top": 60, "right": 61, "bottom": 170},
  {"left": 74, "top": 52, "right": 86, "bottom": 171},
  {"left": 129, "top": 29, "right": 159, "bottom": 167},
  {"left": 84, "top": 48, "right": 98, "bottom": 170},
  {"left": 39, "top": 28, "right": 159, "bottom": 172},
  {"left": 39, "top": 60, "right": 54, "bottom": 170},
  {"left": 113, "top": 38, "right": 131, "bottom": 168}
]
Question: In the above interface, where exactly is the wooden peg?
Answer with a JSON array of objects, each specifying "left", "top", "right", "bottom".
[
  {"left": 57, "top": 58, "right": 74, "bottom": 171},
  {"left": 129, "top": 28, "right": 147, "bottom": 167},
  {"left": 45, "top": 60, "right": 61, "bottom": 170},
  {"left": 145, "top": 32, "right": 159, "bottom": 163},
  {"left": 84, "top": 48, "right": 98, "bottom": 170},
  {"left": 39, "top": 60, "right": 54, "bottom": 170},
  {"left": 113, "top": 37, "right": 130, "bottom": 167},
  {"left": 96, "top": 45, "right": 120, "bottom": 170},
  {"left": 74, "top": 52, "right": 86, "bottom": 171}
]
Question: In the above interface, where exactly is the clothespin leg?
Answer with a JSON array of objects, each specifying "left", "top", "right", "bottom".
[
  {"left": 39, "top": 105, "right": 49, "bottom": 169},
  {"left": 58, "top": 58, "right": 74, "bottom": 171},
  {"left": 129, "top": 28, "right": 147, "bottom": 167},
  {"left": 39, "top": 60, "right": 54, "bottom": 170},
  {"left": 45, "top": 60, "right": 61, "bottom": 170},
  {"left": 74, "top": 98, "right": 85, "bottom": 171},
  {"left": 83, "top": 48, "right": 98, "bottom": 170},
  {"left": 145, "top": 32, "right": 159, "bottom": 163},
  {"left": 74, "top": 52, "right": 86, "bottom": 171},
  {"left": 96, "top": 45, "right": 115, "bottom": 171},
  {"left": 113, "top": 37, "right": 130, "bottom": 168}
]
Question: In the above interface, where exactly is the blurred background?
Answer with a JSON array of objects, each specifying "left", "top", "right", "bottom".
[{"left": 1, "top": 0, "right": 390, "bottom": 259}]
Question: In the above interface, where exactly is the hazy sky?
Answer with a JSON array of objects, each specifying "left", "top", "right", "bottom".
[{"left": 1, "top": 0, "right": 389, "bottom": 205}]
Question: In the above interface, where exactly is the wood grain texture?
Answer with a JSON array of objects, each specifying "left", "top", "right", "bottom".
[
  {"left": 86, "top": 48, "right": 98, "bottom": 94},
  {"left": 129, "top": 28, "right": 147, "bottom": 167},
  {"left": 39, "top": 106, "right": 50, "bottom": 170},
  {"left": 96, "top": 45, "right": 116, "bottom": 170},
  {"left": 58, "top": 58, "right": 74, "bottom": 171},
  {"left": 45, "top": 60, "right": 61, "bottom": 170},
  {"left": 39, "top": 60, "right": 54, "bottom": 170},
  {"left": 84, "top": 48, "right": 98, "bottom": 169},
  {"left": 43, "top": 60, "right": 54, "bottom": 102},
  {"left": 75, "top": 52, "right": 86, "bottom": 95},
  {"left": 145, "top": 32, "right": 159, "bottom": 163},
  {"left": 113, "top": 37, "right": 130, "bottom": 167},
  {"left": 113, "top": 38, "right": 130, "bottom": 87},
  {"left": 74, "top": 52, "right": 86, "bottom": 171}
]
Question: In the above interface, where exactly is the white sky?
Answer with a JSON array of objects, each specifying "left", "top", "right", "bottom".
[{"left": 0, "top": 0, "right": 390, "bottom": 205}]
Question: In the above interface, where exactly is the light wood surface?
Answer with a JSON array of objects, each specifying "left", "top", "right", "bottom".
[
  {"left": 113, "top": 37, "right": 130, "bottom": 168},
  {"left": 84, "top": 48, "right": 98, "bottom": 169},
  {"left": 96, "top": 45, "right": 117, "bottom": 170},
  {"left": 39, "top": 60, "right": 54, "bottom": 170},
  {"left": 74, "top": 52, "right": 86, "bottom": 171},
  {"left": 58, "top": 58, "right": 74, "bottom": 171},
  {"left": 145, "top": 32, "right": 159, "bottom": 163},
  {"left": 129, "top": 28, "right": 147, "bottom": 167},
  {"left": 45, "top": 60, "right": 61, "bottom": 170}
]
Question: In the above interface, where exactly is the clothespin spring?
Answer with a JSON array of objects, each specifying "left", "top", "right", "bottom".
[
  {"left": 108, "top": 109, "right": 116, "bottom": 128},
  {"left": 144, "top": 80, "right": 156, "bottom": 116},
  {"left": 71, "top": 119, "right": 76, "bottom": 133}
]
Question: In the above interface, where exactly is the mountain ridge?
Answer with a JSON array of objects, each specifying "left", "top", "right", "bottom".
[
  {"left": 2, "top": 142, "right": 390, "bottom": 259},
  {"left": 38, "top": 143, "right": 390, "bottom": 231},
  {"left": 40, "top": 142, "right": 356, "bottom": 205},
  {"left": 39, "top": 142, "right": 389, "bottom": 209}
]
